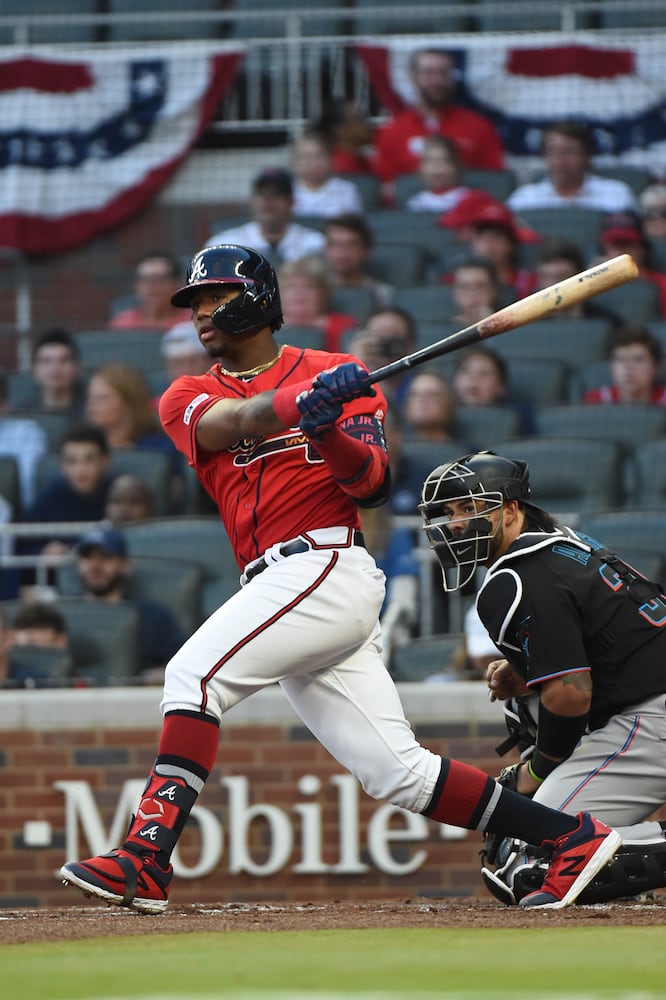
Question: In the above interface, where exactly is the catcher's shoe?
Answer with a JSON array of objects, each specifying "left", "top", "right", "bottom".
[
  {"left": 519, "top": 813, "right": 622, "bottom": 910},
  {"left": 59, "top": 848, "right": 172, "bottom": 914}
]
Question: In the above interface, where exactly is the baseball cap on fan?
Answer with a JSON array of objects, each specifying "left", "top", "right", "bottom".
[
  {"left": 76, "top": 527, "right": 127, "bottom": 558},
  {"left": 439, "top": 191, "right": 541, "bottom": 244},
  {"left": 599, "top": 212, "right": 645, "bottom": 247},
  {"left": 252, "top": 167, "right": 293, "bottom": 198}
]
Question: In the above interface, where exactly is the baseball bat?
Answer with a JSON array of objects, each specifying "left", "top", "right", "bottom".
[{"left": 367, "top": 253, "right": 639, "bottom": 384}]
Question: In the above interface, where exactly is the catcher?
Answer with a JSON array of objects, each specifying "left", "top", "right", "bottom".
[{"left": 419, "top": 450, "right": 666, "bottom": 905}]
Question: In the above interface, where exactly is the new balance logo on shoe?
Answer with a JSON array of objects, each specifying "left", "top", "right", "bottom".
[{"left": 520, "top": 813, "right": 622, "bottom": 909}]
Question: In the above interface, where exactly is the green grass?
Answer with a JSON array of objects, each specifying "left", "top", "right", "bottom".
[{"left": 5, "top": 927, "right": 666, "bottom": 999}]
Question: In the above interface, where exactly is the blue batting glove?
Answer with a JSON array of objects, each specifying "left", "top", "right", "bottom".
[
  {"left": 296, "top": 385, "right": 343, "bottom": 440},
  {"left": 313, "top": 363, "right": 376, "bottom": 403}
]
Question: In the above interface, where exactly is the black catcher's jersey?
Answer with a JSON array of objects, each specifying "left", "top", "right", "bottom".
[{"left": 476, "top": 527, "right": 666, "bottom": 730}]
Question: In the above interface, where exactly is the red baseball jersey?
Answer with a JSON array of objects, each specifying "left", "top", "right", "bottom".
[
  {"left": 159, "top": 345, "right": 388, "bottom": 569},
  {"left": 372, "top": 106, "right": 505, "bottom": 183}
]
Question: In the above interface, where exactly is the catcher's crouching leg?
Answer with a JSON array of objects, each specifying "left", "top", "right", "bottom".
[{"left": 482, "top": 837, "right": 666, "bottom": 906}]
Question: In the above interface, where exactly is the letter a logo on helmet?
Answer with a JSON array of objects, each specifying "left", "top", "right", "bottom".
[
  {"left": 170, "top": 244, "right": 283, "bottom": 339},
  {"left": 189, "top": 254, "right": 208, "bottom": 282}
]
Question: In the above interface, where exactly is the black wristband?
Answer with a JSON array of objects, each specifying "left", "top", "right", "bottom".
[
  {"left": 528, "top": 750, "right": 561, "bottom": 782},
  {"left": 537, "top": 700, "right": 588, "bottom": 760}
]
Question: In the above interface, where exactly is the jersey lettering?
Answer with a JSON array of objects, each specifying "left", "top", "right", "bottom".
[
  {"left": 230, "top": 432, "right": 323, "bottom": 466},
  {"left": 598, "top": 562, "right": 624, "bottom": 592},
  {"left": 552, "top": 544, "right": 590, "bottom": 566},
  {"left": 638, "top": 596, "right": 666, "bottom": 627}
]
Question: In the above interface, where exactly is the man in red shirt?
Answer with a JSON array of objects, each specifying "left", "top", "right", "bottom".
[{"left": 372, "top": 48, "right": 505, "bottom": 199}]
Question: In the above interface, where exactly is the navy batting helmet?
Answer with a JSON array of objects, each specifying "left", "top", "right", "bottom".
[
  {"left": 419, "top": 451, "right": 531, "bottom": 590},
  {"left": 171, "top": 245, "right": 283, "bottom": 338}
]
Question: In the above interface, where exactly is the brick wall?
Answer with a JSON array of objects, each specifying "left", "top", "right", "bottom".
[{"left": 0, "top": 686, "right": 509, "bottom": 909}]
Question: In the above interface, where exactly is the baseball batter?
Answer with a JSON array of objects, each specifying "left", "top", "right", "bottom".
[
  {"left": 60, "top": 246, "right": 620, "bottom": 913},
  {"left": 418, "top": 450, "right": 666, "bottom": 904}
]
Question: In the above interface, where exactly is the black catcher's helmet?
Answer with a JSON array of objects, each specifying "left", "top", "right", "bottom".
[
  {"left": 419, "top": 451, "right": 531, "bottom": 591},
  {"left": 171, "top": 245, "right": 283, "bottom": 338}
]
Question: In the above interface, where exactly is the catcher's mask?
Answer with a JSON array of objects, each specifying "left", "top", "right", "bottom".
[
  {"left": 171, "top": 245, "right": 283, "bottom": 338},
  {"left": 419, "top": 451, "right": 531, "bottom": 591}
]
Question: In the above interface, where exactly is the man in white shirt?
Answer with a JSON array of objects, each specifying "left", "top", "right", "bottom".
[
  {"left": 508, "top": 121, "right": 637, "bottom": 214},
  {"left": 0, "top": 369, "right": 48, "bottom": 510},
  {"left": 206, "top": 167, "right": 325, "bottom": 265}
]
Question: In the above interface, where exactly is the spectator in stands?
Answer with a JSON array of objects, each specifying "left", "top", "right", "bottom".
[
  {"left": 0, "top": 368, "right": 48, "bottom": 510},
  {"left": 448, "top": 257, "right": 502, "bottom": 327},
  {"left": 85, "top": 364, "right": 182, "bottom": 509},
  {"left": 452, "top": 345, "right": 536, "bottom": 436},
  {"left": 73, "top": 526, "right": 184, "bottom": 679},
  {"left": 639, "top": 183, "right": 666, "bottom": 244},
  {"left": 109, "top": 253, "right": 190, "bottom": 332},
  {"left": 160, "top": 321, "right": 211, "bottom": 383},
  {"left": 405, "top": 135, "right": 470, "bottom": 214},
  {"left": 462, "top": 589, "right": 501, "bottom": 680},
  {"left": 346, "top": 306, "right": 417, "bottom": 409},
  {"left": 105, "top": 474, "right": 156, "bottom": 527},
  {"left": 583, "top": 323, "right": 666, "bottom": 405},
  {"left": 19, "top": 425, "right": 112, "bottom": 560},
  {"left": 440, "top": 194, "right": 538, "bottom": 298},
  {"left": 507, "top": 121, "right": 637, "bottom": 214},
  {"left": 371, "top": 48, "right": 504, "bottom": 198},
  {"left": 595, "top": 212, "right": 666, "bottom": 318},
  {"left": 291, "top": 129, "right": 364, "bottom": 219},
  {"left": 323, "top": 214, "right": 394, "bottom": 309},
  {"left": 206, "top": 167, "right": 325, "bottom": 265},
  {"left": 85, "top": 364, "right": 170, "bottom": 454},
  {"left": 403, "top": 368, "right": 458, "bottom": 442},
  {"left": 1, "top": 601, "right": 72, "bottom": 688},
  {"left": 10, "top": 328, "right": 86, "bottom": 420},
  {"left": 278, "top": 256, "right": 359, "bottom": 352},
  {"left": 312, "top": 98, "right": 374, "bottom": 176},
  {"left": 533, "top": 238, "right": 621, "bottom": 323}
]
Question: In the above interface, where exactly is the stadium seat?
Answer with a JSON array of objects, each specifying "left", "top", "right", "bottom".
[
  {"left": 463, "top": 168, "right": 517, "bottom": 203},
  {"left": 22, "top": 412, "right": 72, "bottom": 453},
  {"left": 0, "top": 0, "right": 100, "bottom": 44},
  {"left": 474, "top": 0, "right": 593, "bottom": 30},
  {"left": 366, "top": 211, "right": 446, "bottom": 260},
  {"left": 229, "top": 0, "right": 348, "bottom": 38},
  {"left": 505, "top": 358, "right": 570, "bottom": 406},
  {"left": 122, "top": 516, "right": 240, "bottom": 619},
  {"left": 570, "top": 360, "right": 611, "bottom": 400},
  {"left": 276, "top": 326, "right": 327, "bottom": 351},
  {"left": 515, "top": 207, "right": 606, "bottom": 247},
  {"left": 592, "top": 278, "right": 661, "bottom": 324},
  {"left": 57, "top": 553, "right": 204, "bottom": 637},
  {"left": 346, "top": 174, "right": 382, "bottom": 212},
  {"left": 626, "top": 439, "right": 666, "bottom": 509},
  {"left": 55, "top": 598, "right": 142, "bottom": 683},
  {"left": 391, "top": 633, "right": 466, "bottom": 682},
  {"left": 394, "top": 286, "right": 456, "bottom": 325},
  {"left": 576, "top": 510, "right": 666, "bottom": 566},
  {"left": 75, "top": 330, "right": 165, "bottom": 375},
  {"left": 328, "top": 286, "right": 377, "bottom": 325},
  {"left": 492, "top": 436, "right": 624, "bottom": 512},
  {"left": 368, "top": 243, "right": 429, "bottom": 289},
  {"left": 0, "top": 456, "right": 21, "bottom": 519},
  {"left": 455, "top": 405, "right": 522, "bottom": 449},
  {"left": 353, "top": 0, "right": 470, "bottom": 35},
  {"left": 108, "top": 0, "right": 228, "bottom": 41},
  {"left": 600, "top": 6, "right": 666, "bottom": 28},
  {"left": 6, "top": 645, "right": 75, "bottom": 687},
  {"left": 491, "top": 317, "right": 610, "bottom": 365},
  {"left": 595, "top": 166, "right": 654, "bottom": 197},
  {"left": 535, "top": 403, "right": 666, "bottom": 454}
]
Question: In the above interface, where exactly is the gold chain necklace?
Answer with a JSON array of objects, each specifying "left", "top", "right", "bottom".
[{"left": 217, "top": 346, "right": 284, "bottom": 379}]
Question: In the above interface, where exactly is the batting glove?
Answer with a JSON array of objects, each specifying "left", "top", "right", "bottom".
[
  {"left": 296, "top": 384, "right": 343, "bottom": 440},
  {"left": 313, "top": 363, "right": 376, "bottom": 403}
]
